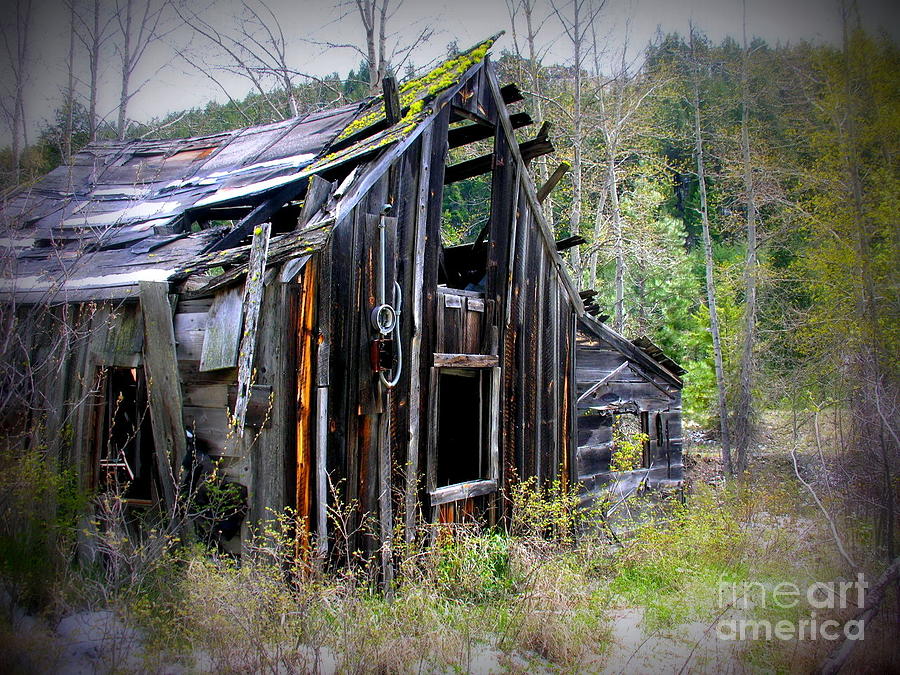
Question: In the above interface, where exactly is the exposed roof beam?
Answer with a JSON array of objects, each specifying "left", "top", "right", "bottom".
[
  {"left": 448, "top": 112, "right": 532, "bottom": 149},
  {"left": 538, "top": 162, "right": 570, "bottom": 203},
  {"left": 202, "top": 178, "right": 308, "bottom": 253},
  {"left": 444, "top": 128, "right": 555, "bottom": 184},
  {"left": 555, "top": 234, "right": 585, "bottom": 251},
  {"left": 382, "top": 76, "right": 401, "bottom": 125},
  {"left": 499, "top": 83, "right": 524, "bottom": 104},
  {"left": 450, "top": 105, "right": 492, "bottom": 126}
]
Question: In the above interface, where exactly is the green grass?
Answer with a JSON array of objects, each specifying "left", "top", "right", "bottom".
[{"left": 2, "top": 416, "right": 893, "bottom": 672}]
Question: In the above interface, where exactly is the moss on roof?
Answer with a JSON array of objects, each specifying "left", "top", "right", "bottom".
[{"left": 335, "top": 34, "right": 500, "bottom": 143}]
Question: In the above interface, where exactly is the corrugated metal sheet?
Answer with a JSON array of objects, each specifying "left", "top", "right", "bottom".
[{"left": 0, "top": 103, "right": 363, "bottom": 300}]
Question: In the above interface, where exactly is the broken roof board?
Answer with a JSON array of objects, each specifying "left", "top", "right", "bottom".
[
  {"left": 0, "top": 36, "right": 524, "bottom": 304},
  {"left": 1, "top": 101, "right": 362, "bottom": 234},
  {"left": 578, "top": 315, "right": 684, "bottom": 389}
]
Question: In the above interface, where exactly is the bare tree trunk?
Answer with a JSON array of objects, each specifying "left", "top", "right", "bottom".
[
  {"left": 116, "top": 0, "right": 133, "bottom": 139},
  {"left": 521, "top": 0, "right": 551, "bottom": 219},
  {"left": 568, "top": 2, "right": 583, "bottom": 289},
  {"left": 588, "top": 173, "right": 608, "bottom": 291},
  {"left": 734, "top": 1, "right": 757, "bottom": 474},
  {"left": 377, "top": 0, "right": 388, "bottom": 86},
  {"left": 551, "top": 0, "right": 601, "bottom": 289},
  {"left": 609, "top": 149, "right": 624, "bottom": 330},
  {"left": 356, "top": 0, "right": 387, "bottom": 93},
  {"left": 89, "top": 0, "right": 100, "bottom": 141},
  {"left": 4, "top": 0, "right": 32, "bottom": 183},
  {"left": 64, "top": 0, "right": 76, "bottom": 163},
  {"left": 114, "top": 0, "right": 171, "bottom": 140},
  {"left": 691, "top": 30, "right": 733, "bottom": 475}
]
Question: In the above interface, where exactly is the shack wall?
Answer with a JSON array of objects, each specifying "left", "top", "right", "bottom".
[
  {"left": 316, "top": 61, "right": 581, "bottom": 555},
  {"left": 574, "top": 320, "right": 684, "bottom": 498}
]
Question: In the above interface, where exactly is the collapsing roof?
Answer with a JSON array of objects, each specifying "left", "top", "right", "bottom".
[{"left": 0, "top": 36, "right": 502, "bottom": 302}]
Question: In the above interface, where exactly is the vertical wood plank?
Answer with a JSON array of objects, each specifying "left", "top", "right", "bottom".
[
  {"left": 200, "top": 286, "right": 243, "bottom": 371},
  {"left": 377, "top": 396, "right": 395, "bottom": 593},
  {"left": 248, "top": 280, "right": 296, "bottom": 531},
  {"left": 315, "top": 386, "right": 329, "bottom": 554},
  {"left": 534, "top": 250, "right": 545, "bottom": 484},
  {"left": 419, "top": 106, "right": 450, "bottom": 522},
  {"left": 316, "top": 247, "right": 333, "bottom": 387},
  {"left": 295, "top": 261, "right": 317, "bottom": 552},
  {"left": 299, "top": 175, "right": 334, "bottom": 227},
  {"left": 46, "top": 305, "right": 74, "bottom": 466},
  {"left": 234, "top": 220, "right": 272, "bottom": 434},
  {"left": 490, "top": 366, "right": 501, "bottom": 483},
  {"left": 426, "top": 366, "right": 440, "bottom": 494},
  {"left": 551, "top": 282, "right": 561, "bottom": 479},
  {"left": 139, "top": 281, "right": 183, "bottom": 510},
  {"left": 405, "top": 126, "right": 432, "bottom": 541}
]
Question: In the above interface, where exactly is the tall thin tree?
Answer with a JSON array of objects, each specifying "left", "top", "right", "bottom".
[
  {"left": 113, "top": 0, "right": 171, "bottom": 140},
  {"left": 733, "top": 0, "right": 758, "bottom": 473},
  {"left": 690, "top": 27, "right": 733, "bottom": 475},
  {"left": 0, "top": 0, "right": 32, "bottom": 182},
  {"left": 550, "top": 0, "right": 605, "bottom": 289}
]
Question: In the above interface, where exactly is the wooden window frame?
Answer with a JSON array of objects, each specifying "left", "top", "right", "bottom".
[{"left": 427, "top": 363, "right": 501, "bottom": 506}]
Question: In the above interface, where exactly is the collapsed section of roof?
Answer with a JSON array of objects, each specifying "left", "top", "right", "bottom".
[
  {"left": 631, "top": 336, "right": 687, "bottom": 378},
  {"left": 578, "top": 315, "right": 684, "bottom": 389},
  {"left": 0, "top": 35, "right": 501, "bottom": 302}
]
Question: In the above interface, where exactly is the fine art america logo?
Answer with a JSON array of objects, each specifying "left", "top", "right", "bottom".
[{"left": 716, "top": 574, "right": 868, "bottom": 641}]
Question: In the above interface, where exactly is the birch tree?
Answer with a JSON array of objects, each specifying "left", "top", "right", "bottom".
[
  {"left": 589, "top": 28, "right": 663, "bottom": 331},
  {"left": 506, "top": 0, "right": 553, "bottom": 207},
  {"left": 113, "top": 0, "right": 172, "bottom": 139},
  {"left": 72, "top": 0, "right": 115, "bottom": 142},
  {"left": 550, "top": 0, "right": 605, "bottom": 289},
  {"left": 732, "top": 0, "right": 758, "bottom": 473},
  {"left": 690, "top": 28, "right": 733, "bottom": 475},
  {"left": 0, "top": 0, "right": 32, "bottom": 182}
]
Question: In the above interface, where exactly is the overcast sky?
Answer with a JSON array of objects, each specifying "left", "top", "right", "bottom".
[{"left": 4, "top": 0, "right": 898, "bottom": 148}]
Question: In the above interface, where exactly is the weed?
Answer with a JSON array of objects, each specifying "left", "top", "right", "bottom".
[{"left": 0, "top": 444, "right": 86, "bottom": 611}]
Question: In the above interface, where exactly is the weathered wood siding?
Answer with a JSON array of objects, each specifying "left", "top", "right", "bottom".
[
  {"left": 575, "top": 319, "right": 684, "bottom": 494},
  {"left": 316, "top": 59, "right": 582, "bottom": 554},
  {"left": 174, "top": 266, "right": 311, "bottom": 536}
]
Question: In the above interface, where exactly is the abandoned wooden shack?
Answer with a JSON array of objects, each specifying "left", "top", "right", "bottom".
[
  {"left": 575, "top": 313, "right": 685, "bottom": 507},
  {"left": 0, "top": 35, "right": 683, "bottom": 562}
]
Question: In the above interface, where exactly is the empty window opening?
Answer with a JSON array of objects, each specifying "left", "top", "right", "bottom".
[
  {"left": 441, "top": 175, "right": 491, "bottom": 247},
  {"left": 442, "top": 139, "right": 493, "bottom": 245},
  {"left": 435, "top": 368, "right": 493, "bottom": 488},
  {"left": 97, "top": 367, "right": 155, "bottom": 503},
  {"left": 440, "top": 139, "right": 494, "bottom": 290},
  {"left": 610, "top": 412, "right": 648, "bottom": 473}
]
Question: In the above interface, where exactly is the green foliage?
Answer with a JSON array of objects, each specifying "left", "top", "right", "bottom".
[
  {"left": 441, "top": 174, "right": 491, "bottom": 245},
  {"left": 612, "top": 486, "right": 748, "bottom": 629},
  {"left": 0, "top": 445, "right": 86, "bottom": 610},
  {"left": 509, "top": 476, "right": 581, "bottom": 544},
  {"left": 432, "top": 530, "right": 520, "bottom": 601},
  {"left": 610, "top": 426, "right": 648, "bottom": 473},
  {"left": 789, "top": 31, "right": 899, "bottom": 387}
]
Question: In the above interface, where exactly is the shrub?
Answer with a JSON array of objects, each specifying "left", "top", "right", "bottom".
[
  {"left": 0, "top": 444, "right": 85, "bottom": 610},
  {"left": 431, "top": 529, "right": 520, "bottom": 602}
]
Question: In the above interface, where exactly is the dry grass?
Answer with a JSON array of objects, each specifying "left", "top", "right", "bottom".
[{"left": 2, "top": 411, "right": 897, "bottom": 673}]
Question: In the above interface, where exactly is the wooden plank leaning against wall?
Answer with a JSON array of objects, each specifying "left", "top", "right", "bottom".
[{"left": 295, "top": 259, "right": 317, "bottom": 553}]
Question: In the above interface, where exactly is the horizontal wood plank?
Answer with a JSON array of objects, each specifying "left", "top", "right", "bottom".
[
  {"left": 433, "top": 353, "right": 499, "bottom": 368},
  {"left": 430, "top": 479, "right": 497, "bottom": 506}
]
